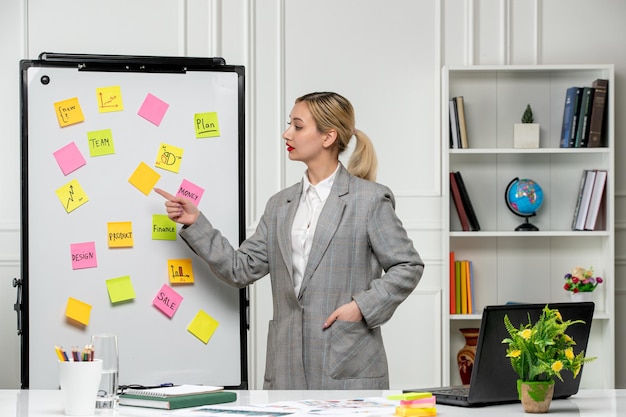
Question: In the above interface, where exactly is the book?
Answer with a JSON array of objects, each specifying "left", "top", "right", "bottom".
[
  {"left": 123, "top": 384, "right": 224, "bottom": 397},
  {"left": 449, "top": 98, "right": 460, "bottom": 148},
  {"left": 459, "top": 260, "right": 467, "bottom": 314},
  {"left": 464, "top": 260, "right": 472, "bottom": 314},
  {"left": 455, "top": 96, "right": 469, "bottom": 149},
  {"left": 454, "top": 171, "right": 480, "bottom": 231},
  {"left": 559, "top": 87, "right": 582, "bottom": 148},
  {"left": 449, "top": 251, "right": 456, "bottom": 314},
  {"left": 450, "top": 172, "right": 470, "bottom": 231},
  {"left": 119, "top": 390, "right": 237, "bottom": 410},
  {"left": 455, "top": 260, "right": 462, "bottom": 314},
  {"left": 584, "top": 169, "right": 607, "bottom": 230},
  {"left": 573, "top": 170, "right": 597, "bottom": 231},
  {"left": 587, "top": 79, "right": 609, "bottom": 147},
  {"left": 574, "top": 87, "right": 594, "bottom": 147},
  {"left": 571, "top": 169, "right": 588, "bottom": 230}
]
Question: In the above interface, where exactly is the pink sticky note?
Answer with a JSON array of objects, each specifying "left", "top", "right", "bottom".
[
  {"left": 176, "top": 179, "right": 205, "bottom": 206},
  {"left": 53, "top": 142, "right": 86, "bottom": 175},
  {"left": 137, "top": 93, "right": 169, "bottom": 126},
  {"left": 70, "top": 242, "right": 98, "bottom": 270},
  {"left": 153, "top": 284, "right": 183, "bottom": 318}
]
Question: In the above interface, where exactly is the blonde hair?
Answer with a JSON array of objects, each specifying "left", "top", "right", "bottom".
[{"left": 296, "top": 92, "right": 377, "bottom": 181}]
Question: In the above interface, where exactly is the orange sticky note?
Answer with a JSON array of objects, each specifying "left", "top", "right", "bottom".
[
  {"left": 187, "top": 310, "right": 219, "bottom": 344},
  {"left": 128, "top": 162, "right": 161, "bottom": 195},
  {"left": 107, "top": 221, "right": 133, "bottom": 248},
  {"left": 65, "top": 297, "right": 92, "bottom": 326},
  {"left": 54, "top": 97, "right": 85, "bottom": 127},
  {"left": 106, "top": 275, "right": 136, "bottom": 303},
  {"left": 168, "top": 258, "right": 194, "bottom": 284}
]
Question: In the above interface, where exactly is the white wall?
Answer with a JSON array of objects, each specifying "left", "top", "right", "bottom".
[{"left": 1, "top": 0, "right": 625, "bottom": 390}]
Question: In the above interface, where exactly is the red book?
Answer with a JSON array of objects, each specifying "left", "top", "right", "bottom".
[{"left": 450, "top": 172, "right": 470, "bottom": 231}]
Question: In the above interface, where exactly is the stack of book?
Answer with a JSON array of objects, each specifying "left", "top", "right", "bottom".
[
  {"left": 449, "top": 252, "right": 474, "bottom": 315},
  {"left": 119, "top": 384, "right": 236, "bottom": 410},
  {"left": 571, "top": 169, "right": 608, "bottom": 231},
  {"left": 449, "top": 96, "right": 469, "bottom": 149},
  {"left": 559, "top": 79, "right": 609, "bottom": 148},
  {"left": 450, "top": 171, "right": 480, "bottom": 231}
]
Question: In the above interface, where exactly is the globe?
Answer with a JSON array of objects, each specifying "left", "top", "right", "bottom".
[{"left": 505, "top": 177, "right": 544, "bottom": 231}]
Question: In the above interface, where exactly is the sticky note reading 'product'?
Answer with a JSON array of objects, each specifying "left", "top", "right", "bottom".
[
  {"left": 107, "top": 221, "right": 133, "bottom": 248},
  {"left": 194, "top": 112, "right": 221, "bottom": 138},
  {"left": 70, "top": 241, "right": 98, "bottom": 270},
  {"left": 177, "top": 179, "right": 204, "bottom": 206},
  {"left": 55, "top": 179, "right": 89, "bottom": 213},
  {"left": 87, "top": 129, "right": 115, "bottom": 157},
  {"left": 154, "top": 142, "right": 183, "bottom": 173},
  {"left": 53, "top": 142, "right": 86, "bottom": 176},
  {"left": 106, "top": 276, "right": 136, "bottom": 303},
  {"left": 65, "top": 297, "right": 92, "bottom": 326},
  {"left": 187, "top": 310, "right": 219, "bottom": 344},
  {"left": 153, "top": 284, "right": 183, "bottom": 318},
  {"left": 54, "top": 97, "right": 85, "bottom": 127},
  {"left": 96, "top": 86, "right": 124, "bottom": 113},
  {"left": 152, "top": 214, "right": 177, "bottom": 240},
  {"left": 129, "top": 162, "right": 161, "bottom": 195},
  {"left": 138, "top": 93, "right": 169, "bottom": 126},
  {"left": 168, "top": 258, "right": 194, "bottom": 284}
]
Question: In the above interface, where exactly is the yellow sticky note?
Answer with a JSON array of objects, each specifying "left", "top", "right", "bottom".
[
  {"left": 107, "top": 221, "right": 134, "bottom": 248},
  {"left": 194, "top": 112, "right": 220, "bottom": 138},
  {"left": 55, "top": 179, "right": 89, "bottom": 213},
  {"left": 96, "top": 86, "right": 124, "bottom": 113},
  {"left": 65, "top": 297, "right": 92, "bottom": 326},
  {"left": 128, "top": 162, "right": 161, "bottom": 195},
  {"left": 187, "top": 310, "right": 219, "bottom": 344},
  {"left": 54, "top": 97, "right": 85, "bottom": 127},
  {"left": 154, "top": 143, "right": 183, "bottom": 173},
  {"left": 106, "top": 275, "right": 136, "bottom": 303},
  {"left": 168, "top": 258, "right": 194, "bottom": 284},
  {"left": 388, "top": 393, "right": 433, "bottom": 401},
  {"left": 87, "top": 129, "right": 115, "bottom": 157}
]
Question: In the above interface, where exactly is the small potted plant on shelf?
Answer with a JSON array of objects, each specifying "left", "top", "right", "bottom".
[
  {"left": 502, "top": 305, "right": 596, "bottom": 413},
  {"left": 563, "top": 266, "right": 603, "bottom": 302},
  {"left": 514, "top": 104, "right": 540, "bottom": 148}
]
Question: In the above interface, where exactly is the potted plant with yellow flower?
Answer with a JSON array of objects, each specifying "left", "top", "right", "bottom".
[{"left": 502, "top": 305, "right": 596, "bottom": 413}]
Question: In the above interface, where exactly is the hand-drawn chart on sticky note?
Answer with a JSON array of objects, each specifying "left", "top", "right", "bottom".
[
  {"left": 87, "top": 129, "right": 115, "bottom": 157},
  {"left": 53, "top": 142, "right": 86, "bottom": 176},
  {"left": 187, "top": 310, "right": 219, "bottom": 344},
  {"left": 128, "top": 162, "right": 161, "bottom": 195},
  {"left": 138, "top": 93, "right": 169, "bottom": 126},
  {"left": 70, "top": 241, "right": 98, "bottom": 270},
  {"left": 65, "top": 297, "right": 92, "bottom": 326},
  {"left": 176, "top": 179, "right": 204, "bottom": 206},
  {"left": 153, "top": 284, "right": 183, "bottom": 318},
  {"left": 55, "top": 179, "right": 89, "bottom": 213},
  {"left": 96, "top": 85, "right": 123, "bottom": 113},
  {"left": 106, "top": 275, "right": 136, "bottom": 303},
  {"left": 152, "top": 214, "right": 177, "bottom": 240},
  {"left": 107, "top": 221, "right": 134, "bottom": 248},
  {"left": 154, "top": 142, "right": 183, "bottom": 173},
  {"left": 194, "top": 112, "right": 221, "bottom": 138},
  {"left": 168, "top": 258, "right": 194, "bottom": 284},
  {"left": 54, "top": 97, "right": 85, "bottom": 127}
]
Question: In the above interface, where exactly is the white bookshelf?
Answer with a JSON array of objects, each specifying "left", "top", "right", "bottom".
[{"left": 442, "top": 65, "right": 615, "bottom": 388}]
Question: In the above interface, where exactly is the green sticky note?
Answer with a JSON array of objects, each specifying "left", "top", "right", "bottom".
[
  {"left": 87, "top": 129, "right": 115, "bottom": 156},
  {"left": 194, "top": 112, "right": 220, "bottom": 138},
  {"left": 106, "top": 275, "right": 136, "bottom": 304},
  {"left": 152, "top": 214, "right": 177, "bottom": 240}
]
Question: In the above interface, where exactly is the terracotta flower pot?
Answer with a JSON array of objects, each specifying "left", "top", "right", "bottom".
[{"left": 517, "top": 379, "right": 555, "bottom": 413}]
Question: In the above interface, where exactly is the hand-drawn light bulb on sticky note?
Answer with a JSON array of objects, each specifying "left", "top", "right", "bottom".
[
  {"left": 154, "top": 143, "right": 183, "bottom": 173},
  {"left": 168, "top": 258, "right": 194, "bottom": 284},
  {"left": 176, "top": 179, "right": 204, "bottom": 206},
  {"left": 54, "top": 97, "right": 85, "bottom": 127},
  {"left": 153, "top": 284, "right": 183, "bottom": 318}
]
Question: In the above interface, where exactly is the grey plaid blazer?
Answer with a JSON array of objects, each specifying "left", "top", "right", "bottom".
[{"left": 180, "top": 164, "right": 424, "bottom": 389}]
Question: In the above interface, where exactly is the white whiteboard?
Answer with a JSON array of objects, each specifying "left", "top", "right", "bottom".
[{"left": 21, "top": 56, "right": 246, "bottom": 389}]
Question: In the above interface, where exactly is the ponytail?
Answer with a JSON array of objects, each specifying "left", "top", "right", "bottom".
[{"left": 348, "top": 129, "right": 378, "bottom": 181}]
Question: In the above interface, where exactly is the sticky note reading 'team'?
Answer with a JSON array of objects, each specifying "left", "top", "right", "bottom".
[
  {"left": 138, "top": 93, "right": 169, "bottom": 126},
  {"left": 65, "top": 297, "right": 92, "bottom": 326},
  {"left": 194, "top": 112, "right": 221, "bottom": 138},
  {"left": 177, "top": 179, "right": 204, "bottom": 206},
  {"left": 152, "top": 214, "right": 177, "bottom": 240},
  {"left": 154, "top": 142, "right": 183, "bottom": 173},
  {"left": 55, "top": 179, "right": 89, "bottom": 213},
  {"left": 53, "top": 142, "right": 86, "bottom": 176},
  {"left": 129, "top": 162, "right": 161, "bottom": 195},
  {"left": 96, "top": 85, "right": 124, "bottom": 113},
  {"left": 153, "top": 284, "right": 183, "bottom": 318},
  {"left": 107, "top": 221, "right": 133, "bottom": 248},
  {"left": 168, "top": 258, "right": 194, "bottom": 284},
  {"left": 87, "top": 129, "right": 115, "bottom": 157},
  {"left": 105, "top": 275, "right": 136, "bottom": 304},
  {"left": 70, "top": 241, "right": 98, "bottom": 270},
  {"left": 54, "top": 97, "right": 85, "bottom": 127},
  {"left": 187, "top": 310, "right": 219, "bottom": 344}
]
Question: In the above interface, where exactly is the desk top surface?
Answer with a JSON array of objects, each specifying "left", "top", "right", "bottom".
[{"left": 1, "top": 389, "right": 625, "bottom": 416}]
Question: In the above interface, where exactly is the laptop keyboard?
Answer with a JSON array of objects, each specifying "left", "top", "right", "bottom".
[{"left": 433, "top": 387, "right": 469, "bottom": 396}]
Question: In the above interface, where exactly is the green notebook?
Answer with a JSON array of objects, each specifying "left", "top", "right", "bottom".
[{"left": 119, "top": 390, "right": 237, "bottom": 410}]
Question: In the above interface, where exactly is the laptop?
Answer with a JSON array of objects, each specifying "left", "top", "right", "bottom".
[{"left": 404, "top": 302, "right": 595, "bottom": 407}]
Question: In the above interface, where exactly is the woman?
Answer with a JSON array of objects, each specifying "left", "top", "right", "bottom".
[{"left": 155, "top": 92, "right": 424, "bottom": 389}]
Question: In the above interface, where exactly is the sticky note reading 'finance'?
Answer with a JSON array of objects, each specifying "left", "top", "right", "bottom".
[
  {"left": 152, "top": 214, "right": 177, "bottom": 240},
  {"left": 187, "top": 310, "right": 219, "bottom": 344}
]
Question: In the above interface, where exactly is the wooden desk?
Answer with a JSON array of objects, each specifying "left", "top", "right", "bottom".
[{"left": 1, "top": 389, "right": 625, "bottom": 416}]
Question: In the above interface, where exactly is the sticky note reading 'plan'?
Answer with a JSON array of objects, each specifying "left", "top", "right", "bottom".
[
  {"left": 154, "top": 142, "right": 183, "bottom": 173},
  {"left": 129, "top": 162, "right": 161, "bottom": 195},
  {"left": 55, "top": 179, "right": 89, "bottom": 213},
  {"left": 168, "top": 258, "right": 194, "bottom": 284},
  {"left": 96, "top": 86, "right": 124, "bottom": 113},
  {"left": 65, "top": 297, "right": 92, "bottom": 326},
  {"left": 106, "top": 275, "right": 136, "bottom": 304},
  {"left": 177, "top": 179, "right": 204, "bottom": 206},
  {"left": 153, "top": 284, "right": 183, "bottom": 318},
  {"left": 194, "top": 112, "right": 221, "bottom": 138},
  {"left": 53, "top": 142, "right": 86, "bottom": 176},
  {"left": 138, "top": 93, "right": 169, "bottom": 126},
  {"left": 70, "top": 241, "right": 98, "bottom": 270},
  {"left": 187, "top": 310, "right": 219, "bottom": 344},
  {"left": 54, "top": 97, "right": 85, "bottom": 127}
]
